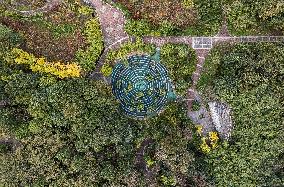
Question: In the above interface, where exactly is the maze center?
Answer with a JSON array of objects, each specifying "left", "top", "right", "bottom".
[
  {"left": 111, "top": 53, "right": 174, "bottom": 118},
  {"left": 135, "top": 80, "right": 148, "bottom": 91}
]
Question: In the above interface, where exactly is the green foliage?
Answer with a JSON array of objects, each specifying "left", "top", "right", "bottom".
[
  {"left": 161, "top": 44, "right": 196, "bottom": 96},
  {"left": 0, "top": 24, "right": 22, "bottom": 54},
  {"left": 100, "top": 64, "right": 113, "bottom": 77},
  {"left": 199, "top": 43, "right": 284, "bottom": 186},
  {"left": 125, "top": 19, "right": 152, "bottom": 37},
  {"left": 0, "top": 54, "right": 207, "bottom": 186},
  {"left": 191, "top": 0, "right": 222, "bottom": 36},
  {"left": 0, "top": 144, "right": 10, "bottom": 153},
  {"left": 51, "top": 23, "right": 76, "bottom": 39},
  {"left": 106, "top": 38, "right": 155, "bottom": 65},
  {"left": 227, "top": 0, "right": 284, "bottom": 35},
  {"left": 160, "top": 175, "right": 176, "bottom": 186},
  {"left": 119, "top": 0, "right": 222, "bottom": 36},
  {"left": 75, "top": 18, "right": 104, "bottom": 71},
  {"left": 0, "top": 76, "right": 141, "bottom": 186}
]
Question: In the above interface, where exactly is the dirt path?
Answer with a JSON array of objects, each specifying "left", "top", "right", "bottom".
[
  {"left": 135, "top": 138, "right": 157, "bottom": 185},
  {"left": 6, "top": 0, "right": 62, "bottom": 16},
  {"left": 83, "top": 0, "right": 135, "bottom": 79}
]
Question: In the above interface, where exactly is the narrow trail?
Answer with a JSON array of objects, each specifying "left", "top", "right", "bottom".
[
  {"left": 135, "top": 138, "right": 156, "bottom": 184},
  {"left": 6, "top": 0, "right": 62, "bottom": 16}
]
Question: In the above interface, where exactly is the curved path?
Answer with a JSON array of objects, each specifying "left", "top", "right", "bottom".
[
  {"left": 5, "top": 0, "right": 62, "bottom": 16},
  {"left": 83, "top": 0, "right": 135, "bottom": 80},
  {"left": 135, "top": 138, "right": 156, "bottom": 184},
  {"left": 83, "top": 0, "right": 129, "bottom": 47}
]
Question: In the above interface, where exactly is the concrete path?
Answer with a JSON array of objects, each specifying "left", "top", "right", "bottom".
[
  {"left": 83, "top": 0, "right": 135, "bottom": 79},
  {"left": 83, "top": 0, "right": 129, "bottom": 47}
]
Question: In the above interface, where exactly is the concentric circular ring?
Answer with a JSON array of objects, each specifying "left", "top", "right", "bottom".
[{"left": 111, "top": 54, "right": 174, "bottom": 118}]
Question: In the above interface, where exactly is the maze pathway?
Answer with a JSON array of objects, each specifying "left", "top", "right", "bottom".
[{"left": 111, "top": 54, "right": 174, "bottom": 118}]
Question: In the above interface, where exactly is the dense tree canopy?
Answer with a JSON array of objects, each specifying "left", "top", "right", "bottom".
[
  {"left": 1, "top": 0, "right": 283, "bottom": 186},
  {"left": 199, "top": 43, "right": 284, "bottom": 186},
  {"left": 0, "top": 28, "right": 204, "bottom": 186},
  {"left": 226, "top": 0, "right": 284, "bottom": 35}
]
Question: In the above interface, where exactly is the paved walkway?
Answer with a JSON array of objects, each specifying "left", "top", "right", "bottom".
[
  {"left": 83, "top": 0, "right": 135, "bottom": 79},
  {"left": 83, "top": 0, "right": 129, "bottom": 47},
  {"left": 143, "top": 36, "right": 284, "bottom": 50}
]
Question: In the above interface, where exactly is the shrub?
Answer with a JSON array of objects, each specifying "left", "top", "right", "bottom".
[
  {"left": 182, "top": 0, "right": 194, "bottom": 9},
  {"left": 227, "top": 0, "right": 284, "bottom": 35},
  {"left": 105, "top": 38, "right": 155, "bottom": 65},
  {"left": 11, "top": 48, "right": 81, "bottom": 79},
  {"left": 115, "top": 0, "right": 222, "bottom": 36},
  {"left": 0, "top": 24, "right": 22, "bottom": 55},
  {"left": 100, "top": 64, "right": 113, "bottom": 77},
  {"left": 161, "top": 44, "right": 196, "bottom": 96},
  {"left": 0, "top": 144, "right": 10, "bottom": 153},
  {"left": 125, "top": 19, "right": 152, "bottom": 37},
  {"left": 75, "top": 18, "right": 104, "bottom": 71}
]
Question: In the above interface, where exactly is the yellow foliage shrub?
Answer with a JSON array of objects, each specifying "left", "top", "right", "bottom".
[
  {"left": 12, "top": 48, "right": 36, "bottom": 65},
  {"left": 200, "top": 137, "right": 211, "bottom": 153},
  {"left": 198, "top": 131, "right": 220, "bottom": 154},
  {"left": 101, "top": 64, "right": 113, "bottom": 77},
  {"left": 195, "top": 125, "right": 203, "bottom": 135},
  {"left": 12, "top": 48, "right": 81, "bottom": 79},
  {"left": 182, "top": 0, "right": 194, "bottom": 9}
]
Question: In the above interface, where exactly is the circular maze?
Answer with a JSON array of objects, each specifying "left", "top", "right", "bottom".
[{"left": 111, "top": 54, "right": 175, "bottom": 119}]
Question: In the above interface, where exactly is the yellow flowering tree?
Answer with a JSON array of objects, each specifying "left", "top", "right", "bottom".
[{"left": 11, "top": 48, "right": 81, "bottom": 79}]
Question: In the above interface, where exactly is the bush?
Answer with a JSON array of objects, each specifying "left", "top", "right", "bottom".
[
  {"left": 125, "top": 19, "right": 152, "bottom": 37},
  {"left": 0, "top": 144, "right": 10, "bottom": 153},
  {"left": 116, "top": 0, "right": 222, "bottom": 36},
  {"left": 161, "top": 44, "right": 196, "bottom": 96},
  {"left": 0, "top": 24, "right": 22, "bottom": 54},
  {"left": 75, "top": 18, "right": 104, "bottom": 71},
  {"left": 227, "top": 0, "right": 284, "bottom": 35},
  {"left": 105, "top": 38, "right": 155, "bottom": 65},
  {"left": 11, "top": 48, "right": 81, "bottom": 79}
]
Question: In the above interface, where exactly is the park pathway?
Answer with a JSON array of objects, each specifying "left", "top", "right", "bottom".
[
  {"left": 143, "top": 35, "right": 284, "bottom": 112},
  {"left": 83, "top": 0, "right": 135, "bottom": 79},
  {"left": 83, "top": 0, "right": 129, "bottom": 47}
]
